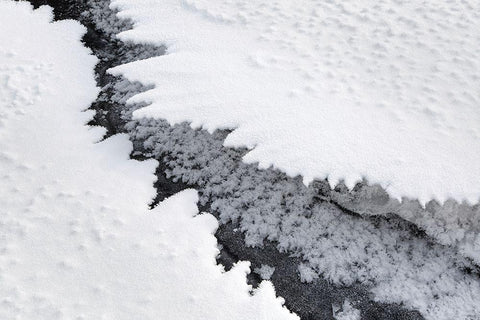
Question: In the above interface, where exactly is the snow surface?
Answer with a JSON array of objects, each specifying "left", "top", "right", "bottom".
[
  {"left": 109, "top": 0, "right": 480, "bottom": 206},
  {"left": 0, "top": 2, "right": 297, "bottom": 319}
]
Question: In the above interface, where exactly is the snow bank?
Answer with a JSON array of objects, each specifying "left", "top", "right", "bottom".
[
  {"left": 0, "top": 2, "right": 297, "bottom": 319},
  {"left": 109, "top": 0, "right": 480, "bottom": 207}
]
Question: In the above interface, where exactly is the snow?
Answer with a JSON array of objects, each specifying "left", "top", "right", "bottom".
[
  {"left": 109, "top": 0, "right": 480, "bottom": 207},
  {"left": 0, "top": 2, "right": 297, "bottom": 319}
]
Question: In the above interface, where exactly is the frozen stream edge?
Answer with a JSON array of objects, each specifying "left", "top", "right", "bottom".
[{"left": 29, "top": 1, "right": 480, "bottom": 319}]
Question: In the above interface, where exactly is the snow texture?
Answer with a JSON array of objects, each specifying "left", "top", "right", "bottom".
[
  {"left": 0, "top": 2, "right": 297, "bottom": 320},
  {"left": 109, "top": 0, "right": 480, "bottom": 207}
]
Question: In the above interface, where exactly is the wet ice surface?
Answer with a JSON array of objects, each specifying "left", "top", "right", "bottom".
[
  {"left": 21, "top": 0, "right": 480, "bottom": 319},
  {"left": 0, "top": 2, "right": 297, "bottom": 320}
]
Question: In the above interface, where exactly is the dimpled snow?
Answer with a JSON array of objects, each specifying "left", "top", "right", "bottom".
[
  {"left": 0, "top": 2, "right": 297, "bottom": 319},
  {"left": 110, "top": 0, "right": 480, "bottom": 206}
]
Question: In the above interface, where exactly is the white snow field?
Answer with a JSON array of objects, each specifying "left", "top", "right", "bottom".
[
  {"left": 109, "top": 0, "right": 480, "bottom": 206},
  {"left": 0, "top": 2, "right": 298, "bottom": 319}
]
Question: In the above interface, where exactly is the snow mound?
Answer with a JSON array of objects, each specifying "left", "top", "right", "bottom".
[
  {"left": 110, "top": 0, "right": 480, "bottom": 206},
  {"left": 0, "top": 2, "right": 297, "bottom": 319}
]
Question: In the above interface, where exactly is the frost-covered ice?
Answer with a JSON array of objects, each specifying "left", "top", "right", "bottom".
[
  {"left": 254, "top": 264, "right": 275, "bottom": 280},
  {"left": 297, "top": 263, "right": 319, "bottom": 283},
  {"left": 333, "top": 300, "right": 361, "bottom": 320},
  {"left": 0, "top": 2, "right": 297, "bottom": 319},
  {"left": 110, "top": 0, "right": 480, "bottom": 207}
]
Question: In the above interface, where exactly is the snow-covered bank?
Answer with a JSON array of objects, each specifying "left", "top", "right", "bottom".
[
  {"left": 0, "top": 2, "right": 297, "bottom": 319},
  {"left": 109, "top": 0, "right": 480, "bottom": 206}
]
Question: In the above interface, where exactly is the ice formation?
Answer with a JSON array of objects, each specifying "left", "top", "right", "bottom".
[
  {"left": 0, "top": 2, "right": 297, "bottom": 319},
  {"left": 254, "top": 264, "right": 275, "bottom": 280},
  {"left": 333, "top": 300, "right": 361, "bottom": 320}
]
